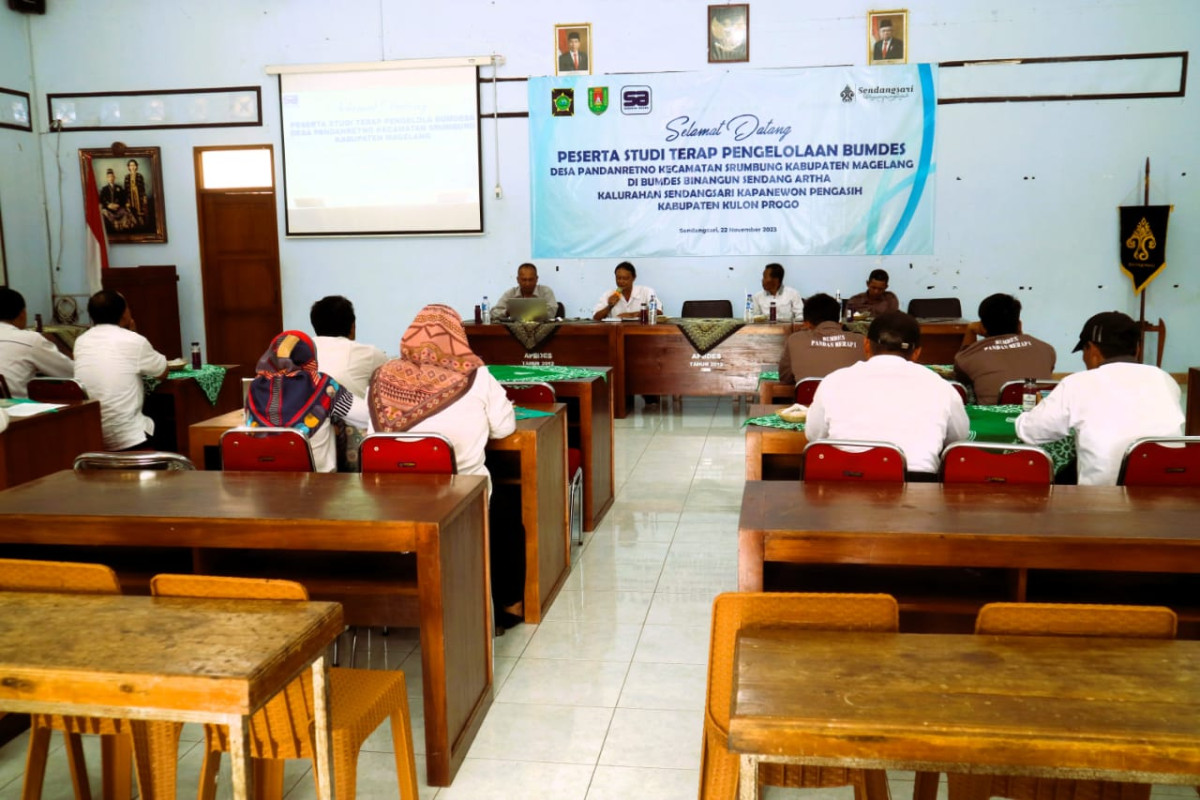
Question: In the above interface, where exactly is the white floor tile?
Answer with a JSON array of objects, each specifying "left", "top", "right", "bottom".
[
  {"left": 634, "top": 623, "right": 711, "bottom": 665},
  {"left": 523, "top": 620, "right": 644, "bottom": 662},
  {"left": 541, "top": 589, "right": 655, "bottom": 624},
  {"left": 466, "top": 702, "right": 614, "bottom": 764},
  {"left": 498, "top": 658, "right": 630, "bottom": 706},
  {"left": 435, "top": 758, "right": 595, "bottom": 800},
  {"left": 587, "top": 765, "right": 700, "bottom": 800},
  {"left": 618, "top": 661, "right": 707, "bottom": 710},
  {"left": 598, "top": 708, "right": 704, "bottom": 770}
]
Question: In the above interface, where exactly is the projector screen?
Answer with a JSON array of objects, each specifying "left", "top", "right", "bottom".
[{"left": 278, "top": 64, "right": 483, "bottom": 236}]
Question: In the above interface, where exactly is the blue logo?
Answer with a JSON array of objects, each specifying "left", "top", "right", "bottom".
[{"left": 621, "top": 85, "right": 652, "bottom": 115}]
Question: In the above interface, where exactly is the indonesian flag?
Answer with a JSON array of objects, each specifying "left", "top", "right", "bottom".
[{"left": 83, "top": 154, "right": 109, "bottom": 294}]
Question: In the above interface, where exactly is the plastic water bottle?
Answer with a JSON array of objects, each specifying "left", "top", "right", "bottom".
[
  {"left": 648, "top": 294, "right": 658, "bottom": 325},
  {"left": 744, "top": 293, "right": 753, "bottom": 323},
  {"left": 481, "top": 295, "right": 490, "bottom": 325},
  {"left": 1021, "top": 378, "right": 1038, "bottom": 411}
]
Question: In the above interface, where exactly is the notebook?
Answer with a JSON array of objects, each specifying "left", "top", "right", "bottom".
[{"left": 504, "top": 297, "right": 553, "bottom": 322}]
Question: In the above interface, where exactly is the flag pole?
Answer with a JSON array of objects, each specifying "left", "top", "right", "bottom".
[{"left": 1139, "top": 157, "right": 1148, "bottom": 328}]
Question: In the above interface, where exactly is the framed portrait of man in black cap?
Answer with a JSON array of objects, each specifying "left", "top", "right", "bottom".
[{"left": 868, "top": 10, "right": 907, "bottom": 65}]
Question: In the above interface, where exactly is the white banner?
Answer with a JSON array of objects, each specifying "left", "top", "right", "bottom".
[{"left": 529, "top": 65, "right": 937, "bottom": 258}]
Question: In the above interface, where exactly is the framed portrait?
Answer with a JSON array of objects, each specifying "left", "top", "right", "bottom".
[
  {"left": 708, "top": 4, "right": 749, "bottom": 64},
  {"left": 78, "top": 146, "right": 167, "bottom": 244},
  {"left": 555, "top": 23, "right": 593, "bottom": 76},
  {"left": 868, "top": 10, "right": 908, "bottom": 65}
]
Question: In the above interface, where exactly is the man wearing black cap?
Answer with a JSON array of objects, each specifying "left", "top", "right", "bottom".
[
  {"left": 1016, "top": 310, "right": 1183, "bottom": 485},
  {"left": 806, "top": 311, "right": 969, "bottom": 479}
]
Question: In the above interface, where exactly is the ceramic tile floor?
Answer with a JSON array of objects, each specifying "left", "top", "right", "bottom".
[{"left": 0, "top": 395, "right": 1195, "bottom": 799}]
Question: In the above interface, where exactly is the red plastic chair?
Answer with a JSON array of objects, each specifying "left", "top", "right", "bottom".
[
  {"left": 793, "top": 378, "right": 821, "bottom": 405},
  {"left": 219, "top": 427, "right": 315, "bottom": 472},
  {"left": 996, "top": 379, "right": 1059, "bottom": 406},
  {"left": 947, "top": 380, "right": 969, "bottom": 404},
  {"left": 27, "top": 377, "right": 88, "bottom": 402},
  {"left": 359, "top": 433, "right": 457, "bottom": 474},
  {"left": 801, "top": 440, "right": 906, "bottom": 482},
  {"left": 502, "top": 381, "right": 556, "bottom": 404},
  {"left": 940, "top": 442, "right": 1052, "bottom": 485},
  {"left": 1117, "top": 436, "right": 1200, "bottom": 486}
]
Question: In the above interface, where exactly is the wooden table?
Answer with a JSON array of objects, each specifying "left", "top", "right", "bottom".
[
  {"left": 915, "top": 320, "right": 970, "bottom": 364},
  {"left": 738, "top": 481, "right": 1200, "bottom": 622},
  {"left": 743, "top": 404, "right": 807, "bottom": 480},
  {"left": 730, "top": 629, "right": 1200, "bottom": 800},
  {"left": 145, "top": 365, "right": 242, "bottom": 454},
  {"left": 0, "top": 591, "right": 342, "bottom": 800},
  {"left": 0, "top": 400, "right": 104, "bottom": 490},
  {"left": 0, "top": 469, "right": 491, "bottom": 786},
  {"left": 486, "top": 404, "right": 569, "bottom": 623}
]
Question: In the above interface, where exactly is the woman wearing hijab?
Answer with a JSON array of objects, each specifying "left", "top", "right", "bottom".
[
  {"left": 245, "top": 330, "right": 368, "bottom": 472},
  {"left": 369, "top": 304, "right": 521, "bottom": 625}
]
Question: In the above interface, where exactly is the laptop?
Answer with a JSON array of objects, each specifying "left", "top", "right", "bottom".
[{"left": 504, "top": 297, "right": 553, "bottom": 322}]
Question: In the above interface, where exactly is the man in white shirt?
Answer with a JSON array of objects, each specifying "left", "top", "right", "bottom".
[
  {"left": 592, "top": 261, "right": 663, "bottom": 320},
  {"left": 0, "top": 287, "right": 75, "bottom": 397},
  {"left": 1016, "top": 311, "right": 1183, "bottom": 485},
  {"left": 805, "top": 311, "right": 969, "bottom": 478},
  {"left": 309, "top": 295, "right": 388, "bottom": 399},
  {"left": 751, "top": 263, "right": 803, "bottom": 321},
  {"left": 73, "top": 290, "right": 168, "bottom": 450},
  {"left": 492, "top": 263, "right": 559, "bottom": 320}
]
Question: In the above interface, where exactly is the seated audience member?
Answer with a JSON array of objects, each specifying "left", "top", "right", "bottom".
[
  {"left": 0, "top": 287, "right": 75, "bottom": 398},
  {"left": 805, "top": 311, "right": 969, "bottom": 479},
  {"left": 309, "top": 295, "right": 387, "bottom": 399},
  {"left": 778, "top": 293, "right": 866, "bottom": 384},
  {"left": 954, "top": 293, "right": 1056, "bottom": 404},
  {"left": 368, "top": 304, "right": 520, "bottom": 625},
  {"left": 493, "top": 263, "right": 559, "bottom": 320},
  {"left": 245, "top": 330, "right": 369, "bottom": 472},
  {"left": 593, "top": 261, "right": 663, "bottom": 320},
  {"left": 846, "top": 268, "right": 900, "bottom": 317},
  {"left": 752, "top": 263, "right": 803, "bottom": 320},
  {"left": 1016, "top": 311, "right": 1183, "bottom": 485},
  {"left": 73, "top": 290, "right": 168, "bottom": 450}
]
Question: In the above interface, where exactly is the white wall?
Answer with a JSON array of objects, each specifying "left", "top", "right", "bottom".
[{"left": 2, "top": 0, "right": 1196, "bottom": 370}]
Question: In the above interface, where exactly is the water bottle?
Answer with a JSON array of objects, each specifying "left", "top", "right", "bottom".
[
  {"left": 481, "top": 295, "right": 490, "bottom": 325},
  {"left": 744, "top": 293, "right": 753, "bottom": 323},
  {"left": 647, "top": 294, "right": 658, "bottom": 325},
  {"left": 1021, "top": 378, "right": 1038, "bottom": 411},
  {"left": 190, "top": 342, "right": 202, "bottom": 370},
  {"left": 769, "top": 301, "right": 777, "bottom": 322}
]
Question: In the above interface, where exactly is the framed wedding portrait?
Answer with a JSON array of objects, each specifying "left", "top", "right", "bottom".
[
  {"left": 555, "top": 23, "right": 593, "bottom": 76},
  {"left": 868, "top": 9, "right": 908, "bottom": 65},
  {"left": 78, "top": 145, "right": 167, "bottom": 244},
  {"left": 708, "top": 4, "right": 749, "bottom": 63}
]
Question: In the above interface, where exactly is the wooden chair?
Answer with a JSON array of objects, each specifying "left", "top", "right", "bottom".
[
  {"left": 1117, "top": 436, "right": 1200, "bottom": 486},
  {"left": 793, "top": 377, "right": 821, "bottom": 405},
  {"left": 73, "top": 451, "right": 196, "bottom": 471},
  {"left": 947, "top": 602, "right": 1178, "bottom": 800},
  {"left": 802, "top": 440, "right": 906, "bottom": 482},
  {"left": 219, "top": 426, "right": 314, "bottom": 471},
  {"left": 681, "top": 299, "right": 734, "bottom": 318},
  {"left": 701, "top": 592, "right": 898, "bottom": 800},
  {"left": 1139, "top": 317, "right": 1166, "bottom": 368},
  {"left": 940, "top": 442, "right": 1053, "bottom": 485},
  {"left": 359, "top": 432, "right": 457, "bottom": 474},
  {"left": 906, "top": 298, "right": 962, "bottom": 319},
  {"left": 26, "top": 377, "right": 88, "bottom": 402},
  {"left": 0, "top": 558, "right": 144, "bottom": 800},
  {"left": 997, "top": 379, "right": 1059, "bottom": 405},
  {"left": 149, "top": 574, "right": 419, "bottom": 800}
]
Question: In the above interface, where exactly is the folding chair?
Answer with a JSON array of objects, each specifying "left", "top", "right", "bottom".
[
  {"left": 940, "top": 442, "right": 1053, "bottom": 485},
  {"left": 997, "top": 379, "right": 1059, "bottom": 406},
  {"left": 359, "top": 432, "right": 457, "bottom": 474},
  {"left": 1117, "top": 436, "right": 1200, "bottom": 486},
  {"left": 74, "top": 451, "right": 196, "bottom": 471},
  {"left": 802, "top": 440, "right": 906, "bottom": 482},
  {"left": 793, "top": 377, "right": 821, "bottom": 405},
  {"left": 26, "top": 377, "right": 88, "bottom": 402},
  {"left": 219, "top": 426, "right": 315, "bottom": 471}
]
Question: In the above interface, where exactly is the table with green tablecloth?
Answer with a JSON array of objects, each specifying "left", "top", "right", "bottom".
[{"left": 142, "top": 364, "right": 243, "bottom": 454}]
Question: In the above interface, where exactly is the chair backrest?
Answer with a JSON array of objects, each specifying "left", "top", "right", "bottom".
[
  {"left": 793, "top": 378, "right": 821, "bottom": 405},
  {"left": 940, "top": 442, "right": 1053, "bottom": 485},
  {"left": 502, "top": 381, "right": 556, "bottom": 404},
  {"left": 74, "top": 451, "right": 196, "bottom": 471},
  {"left": 996, "top": 379, "right": 1059, "bottom": 406},
  {"left": 556, "top": 302, "right": 566, "bottom": 320},
  {"left": 359, "top": 432, "right": 457, "bottom": 475},
  {"left": 26, "top": 377, "right": 88, "bottom": 402},
  {"left": 0, "top": 373, "right": 11, "bottom": 399},
  {"left": 947, "top": 379, "right": 969, "bottom": 404},
  {"left": 220, "top": 426, "right": 315, "bottom": 472},
  {"left": 0, "top": 557, "right": 121, "bottom": 594},
  {"left": 151, "top": 573, "right": 309, "bottom": 601},
  {"left": 1117, "top": 436, "right": 1200, "bottom": 486},
  {"left": 906, "top": 298, "right": 962, "bottom": 319},
  {"left": 975, "top": 602, "right": 1177, "bottom": 639},
  {"left": 802, "top": 440, "right": 906, "bottom": 482},
  {"left": 681, "top": 299, "right": 734, "bottom": 319}
]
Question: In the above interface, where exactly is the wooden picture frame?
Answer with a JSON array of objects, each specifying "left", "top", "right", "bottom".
[
  {"left": 555, "top": 23, "right": 593, "bottom": 76},
  {"left": 868, "top": 9, "right": 908, "bottom": 65},
  {"left": 709, "top": 4, "right": 749, "bottom": 63},
  {"left": 79, "top": 146, "right": 167, "bottom": 244}
]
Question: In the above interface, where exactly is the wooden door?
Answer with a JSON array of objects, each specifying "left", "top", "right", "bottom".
[{"left": 194, "top": 146, "right": 281, "bottom": 379}]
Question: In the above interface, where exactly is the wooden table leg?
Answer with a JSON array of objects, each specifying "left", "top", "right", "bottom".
[
  {"left": 228, "top": 715, "right": 254, "bottom": 800},
  {"left": 738, "top": 528, "right": 765, "bottom": 591},
  {"left": 739, "top": 754, "right": 760, "bottom": 800},
  {"left": 311, "top": 655, "right": 334, "bottom": 800},
  {"left": 914, "top": 770, "right": 941, "bottom": 800}
]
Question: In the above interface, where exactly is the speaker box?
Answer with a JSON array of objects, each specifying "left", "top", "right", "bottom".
[{"left": 8, "top": 0, "right": 46, "bottom": 13}]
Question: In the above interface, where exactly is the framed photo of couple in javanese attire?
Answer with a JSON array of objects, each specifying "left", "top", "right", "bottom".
[
  {"left": 868, "top": 10, "right": 908, "bottom": 65},
  {"left": 78, "top": 146, "right": 167, "bottom": 243}
]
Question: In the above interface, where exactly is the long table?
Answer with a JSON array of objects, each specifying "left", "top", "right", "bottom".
[
  {"left": 738, "top": 481, "right": 1200, "bottom": 623},
  {"left": 0, "top": 591, "right": 343, "bottom": 800},
  {"left": 0, "top": 469, "right": 491, "bottom": 787},
  {"left": 0, "top": 399, "right": 104, "bottom": 489},
  {"left": 730, "top": 629, "right": 1200, "bottom": 800}
]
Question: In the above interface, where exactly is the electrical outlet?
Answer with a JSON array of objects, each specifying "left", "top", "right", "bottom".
[{"left": 494, "top": 185, "right": 503, "bottom": 199}]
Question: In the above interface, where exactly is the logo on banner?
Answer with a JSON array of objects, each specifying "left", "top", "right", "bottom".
[
  {"left": 1118, "top": 205, "right": 1171, "bottom": 294},
  {"left": 588, "top": 87, "right": 609, "bottom": 115},
  {"left": 621, "top": 85, "right": 652, "bottom": 115},
  {"left": 840, "top": 85, "right": 855, "bottom": 103},
  {"left": 552, "top": 89, "right": 574, "bottom": 117}
]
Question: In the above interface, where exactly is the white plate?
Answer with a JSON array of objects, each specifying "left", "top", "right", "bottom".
[
  {"left": 166, "top": 358, "right": 188, "bottom": 370},
  {"left": 602, "top": 317, "right": 623, "bottom": 323}
]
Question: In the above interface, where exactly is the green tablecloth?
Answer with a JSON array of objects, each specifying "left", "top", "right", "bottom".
[
  {"left": 514, "top": 405, "right": 556, "bottom": 420},
  {"left": 142, "top": 364, "right": 228, "bottom": 405},
  {"left": 488, "top": 364, "right": 608, "bottom": 383}
]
